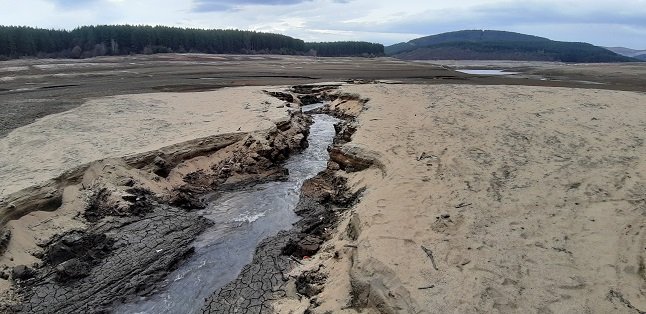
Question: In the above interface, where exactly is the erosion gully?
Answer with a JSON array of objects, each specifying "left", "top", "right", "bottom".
[{"left": 117, "top": 103, "right": 337, "bottom": 313}]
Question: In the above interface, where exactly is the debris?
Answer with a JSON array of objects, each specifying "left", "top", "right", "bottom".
[
  {"left": 418, "top": 285, "right": 435, "bottom": 290},
  {"left": 421, "top": 245, "right": 439, "bottom": 270},
  {"left": 455, "top": 202, "right": 472, "bottom": 209},
  {"left": 417, "top": 152, "right": 438, "bottom": 161}
]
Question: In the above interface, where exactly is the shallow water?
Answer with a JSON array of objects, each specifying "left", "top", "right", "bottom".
[
  {"left": 116, "top": 112, "right": 338, "bottom": 314},
  {"left": 456, "top": 69, "right": 519, "bottom": 75}
]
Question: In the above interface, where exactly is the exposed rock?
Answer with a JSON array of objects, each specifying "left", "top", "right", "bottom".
[
  {"left": 169, "top": 184, "right": 207, "bottom": 210},
  {"left": 54, "top": 258, "right": 90, "bottom": 281},
  {"left": 283, "top": 235, "right": 323, "bottom": 258},
  {"left": 298, "top": 94, "right": 321, "bottom": 106},
  {"left": 12, "top": 265, "right": 35, "bottom": 281},
  {"left": 329, "top": 145, "right": 376, "bottom": 172},
  {"left": 264, "top": 91, "right": 294, "bottom": 103},
  {"left": 152, "top": 155, "right": 171, "bottom": 178},
  {"left": 295, "top": 270, "right": 327, "bottom": 298},
  {"left": 84, "top": 187, "right": 154, "bottom": 222},
  {"left": 334, "top": 121, "right": 357, "bottom": 145},
  {"left": 18, "top": 206, "right": 211, "bottom": 314},
  {"left": 0, "top": 228, "right": 11, "bottom": 256},
  {"left": 44, "top": 232, "right": 114, "bottom": 271}
]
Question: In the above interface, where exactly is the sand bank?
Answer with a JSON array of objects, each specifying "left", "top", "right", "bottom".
[{"left": 278, "top": 84, "right": 646, "bottom": 313}]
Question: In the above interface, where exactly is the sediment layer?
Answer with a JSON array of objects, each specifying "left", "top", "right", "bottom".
[{"left": 0, "top": 107, "right": 313, "bottom": 313}]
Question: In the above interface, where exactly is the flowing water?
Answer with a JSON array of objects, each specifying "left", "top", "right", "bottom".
[{"left": 117, "top": 107, "right": 337, "bottom": 313}]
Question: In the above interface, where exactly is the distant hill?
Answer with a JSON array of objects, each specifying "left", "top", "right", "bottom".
[
  {"left": 386, "top": 30, "right": 635, "bottom": 63},
  {"left": 635, "top": 54, "right": 646, "bottom": 61},
  {"left": 605, "top": 47, "right": 646, "bottom": 58}
]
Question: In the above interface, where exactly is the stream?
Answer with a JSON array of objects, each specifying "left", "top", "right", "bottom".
[{"left": 117, "top": 105, "right": 337, "bottom": 313}]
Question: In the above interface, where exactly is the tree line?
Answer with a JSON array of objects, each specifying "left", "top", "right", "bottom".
[{"left": 0, "top": 25, "right": 384, "bottom": 59}]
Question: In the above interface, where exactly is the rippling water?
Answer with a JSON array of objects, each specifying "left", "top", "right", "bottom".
[{"left": 117, "top": 111, "right": 338, "bottom": 314}]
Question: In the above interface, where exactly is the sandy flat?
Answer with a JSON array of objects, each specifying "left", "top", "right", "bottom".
[
  {"left": 0, "top": 86, "right": 291, "bottom": 199},
  {"left": 304, "top": 84, "right": 646, "bottom": 313}
]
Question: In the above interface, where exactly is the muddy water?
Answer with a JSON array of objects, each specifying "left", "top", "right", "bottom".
[{"left": 117, "top": 109, "right": 337, "bottom": 314}]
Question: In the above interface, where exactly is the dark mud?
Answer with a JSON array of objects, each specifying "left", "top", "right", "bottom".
[
  {"left": 17, "top": 205, "right": 211, "bottom": 314},
  {"left": 201, "top": 169, "right": 362, "bottom": 314},
  {"left": 201, "top": 89, "right": 367, "bottom": 314},
  {"left": 7, "top": 111, "right": 314, "bottom": 313}
]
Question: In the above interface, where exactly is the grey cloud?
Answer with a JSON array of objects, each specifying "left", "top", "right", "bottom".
[
  {"left": 193, "top": 0, "right": 313, "bottom": 12},
  {"left": 327, "top": 2, "right": 646, "bottom": 42},
  {"left": 469, "top": 2, "right": 646, "bottom": 28},
  {"left": 49, "top": 0, "right": 100, "bottom": 8}
]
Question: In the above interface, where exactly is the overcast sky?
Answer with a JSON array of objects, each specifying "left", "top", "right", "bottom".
[{"left": 2, "top": 0, "right": 645, "bottom": 48}]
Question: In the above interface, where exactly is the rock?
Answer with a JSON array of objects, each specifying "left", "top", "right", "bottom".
[
  {"left": 45, "top": 232, "right": 114, "bottom": 267},
  {"left": 334, "top": 121, "right": 357, "bottom": 145},
  {"left": 275, "top": 118, "right": 292, "bottom": 131},
  {"left": 152, "top": 156, "right": 171, "bottom": 178},
  {"left": 283, "top": 235, "right": 323, "bottom": 258},
  {"left": 298, "top": 94, "right": 320, "bottom": 105},
  {"left": 327, "top": 161, "right": 340, "bottom": 171},
  {"left": 264, "top": 91, "right": 294, "bottom": 102},
  {"left": 55, "top": 258, "right": 91, "bottom": 281},
  {"left": 329, "top": 145, "right": 375, "bottom": 172},
  {"left": 0, "top": 228, "right": 11, "bottom": 256},
  {"left": 121, "top": 193, "right": 138, "bottom": 202},
  {"left": 20, "top": 206, "right": 212, "bottom": 313},
  {"left": 12, "top": 265, "right": 35, "bottom": 280},
  {"left": 296, "top": 270, "right": 327, "bottom": 297},
  {"left": 169, "top": 185, "right": 206, "bottom": 210}
]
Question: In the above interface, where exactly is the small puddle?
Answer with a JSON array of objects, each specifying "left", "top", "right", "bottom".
[
  {"left": 116, "top": 108, "right": 339, "bottom": 314},
  {"left": 456, "top": 69, "right": 519, "bottom": 75}
]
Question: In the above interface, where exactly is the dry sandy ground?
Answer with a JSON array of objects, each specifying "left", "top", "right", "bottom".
[
  {"left": 0, "top": 86, "right": 290, "bottom": 199},
  {"left": 1, "top": 73, "right": 645, "bottom": 312},
  {"left": 278, "top": 84, "right": 646, "bottom": 313}
]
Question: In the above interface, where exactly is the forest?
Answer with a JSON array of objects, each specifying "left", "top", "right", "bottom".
[{"left": 0, "top": 25, "right": 384, "bottom": 59}]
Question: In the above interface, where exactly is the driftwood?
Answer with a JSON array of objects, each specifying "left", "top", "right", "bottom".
[{"left": 421, "top": 245, "right": 439, "bottom": 270}]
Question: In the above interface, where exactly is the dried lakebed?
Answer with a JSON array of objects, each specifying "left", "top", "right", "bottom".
[{"left": 117, "top": 111, "right": 339, "bottom": 313}]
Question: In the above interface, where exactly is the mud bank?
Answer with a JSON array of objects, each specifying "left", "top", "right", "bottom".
[{"left": 0, "top": 106, "right": 313, "bottom": 312}]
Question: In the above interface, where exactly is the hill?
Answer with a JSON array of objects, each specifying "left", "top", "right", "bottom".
[
  {"left": 635, "top": 54, "right": 646, "bottom": 61},
  {"left": 386, "top": 30, "right": 635, "bottom": 63},
  {"left": 605, "top": 47, "right": 646, "bottom": 58}
]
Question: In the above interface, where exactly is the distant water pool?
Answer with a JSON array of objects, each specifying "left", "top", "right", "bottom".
[{"left": 456, "top": 69, "right": 519, "bottom": 75}]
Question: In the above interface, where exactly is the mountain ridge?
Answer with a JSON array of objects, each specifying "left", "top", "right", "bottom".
[
  {"left": 386, "top": 30, "right": 635, "bottom": 63},
  {"left": 605, "top": 47, "right": 646, "bottom": 58}
]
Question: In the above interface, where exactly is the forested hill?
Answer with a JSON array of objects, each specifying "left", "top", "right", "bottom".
[
  {"left": 0, "top": 25, "right": 384, "bottom": 59},
  {"left": 386, "top": 30, "right": 635, "bottom": 63}
]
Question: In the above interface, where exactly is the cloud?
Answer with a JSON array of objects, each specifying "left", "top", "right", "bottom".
[
  {"left": 49, "top": 0, "right": 101, "bottom": 8},
  {"left": 3, "top": 0, "right": 646, "bottom": 48},
  {"left": 193, "top": 0, "right": 313, "bottom": 12}
]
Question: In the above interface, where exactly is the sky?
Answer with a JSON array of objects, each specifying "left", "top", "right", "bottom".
[{"left": 1, "top": 0, "right": 646, "bottom": 48}]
